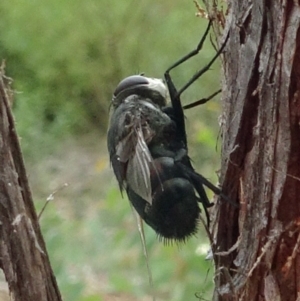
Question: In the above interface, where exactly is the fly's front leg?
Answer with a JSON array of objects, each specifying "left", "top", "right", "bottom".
[
  {"left": 165, "top": 20, "right": 212, "bottom": 75},
  {"left": 177, "top": 31, "right": 229, "bottom": 96}
]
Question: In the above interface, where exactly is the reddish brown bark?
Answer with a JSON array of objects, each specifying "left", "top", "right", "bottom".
[
  {"left": 209, "top": 1, "right": 300, "bottom": 300},
  {"left": 0, "top": 66, "right": 62, "bottom": 301}
]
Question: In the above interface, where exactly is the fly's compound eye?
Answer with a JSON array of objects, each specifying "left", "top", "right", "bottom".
[
  {"left": 112, "top": 75, "right": 168, "bottom": 108},
  {"left": 113, "top": 75, "right": 150, "bottom": 98}
]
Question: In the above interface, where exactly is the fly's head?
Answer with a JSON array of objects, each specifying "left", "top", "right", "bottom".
[{"left": 111, "top": 75, "right": 169, "bottom": 109}]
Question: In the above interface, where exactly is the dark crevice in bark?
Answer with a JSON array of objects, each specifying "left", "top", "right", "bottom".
[{"left": 239, "top": 12, "right": 252, "bottom": 45}]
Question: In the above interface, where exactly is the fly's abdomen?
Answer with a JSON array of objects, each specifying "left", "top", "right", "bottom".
[
  {"left": 127, "top": 156, "right": 200, "bottom": 241},
  {"left": 150, "top": 177, "right": 200, "bottom": 241}
]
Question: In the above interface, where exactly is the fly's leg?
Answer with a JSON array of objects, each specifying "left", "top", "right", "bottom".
[
  {"left": 163, "top": 19, "right": 228, "bottom": 142},
  {"left": 183, "top": 89, "right": 221, "bottom": 110},
  {"left": 164, "top": 19, "right": 228, "bottom": 106},
  {"left": 176, "top": 32, "right": 228, "bottom": 97},
  {"left": 164, "top": 20, "right": 212, "bottom": 108},
  {"left": 165, "top": 20, "right": 212, "bottom": 76}
]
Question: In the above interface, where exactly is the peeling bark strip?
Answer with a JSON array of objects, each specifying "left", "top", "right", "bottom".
[
  {"left": 210, "top": 0, "right": 300, "bottom": 300},
  {"left": 0, "top": 67, "right": 62, "bottom": 301}
]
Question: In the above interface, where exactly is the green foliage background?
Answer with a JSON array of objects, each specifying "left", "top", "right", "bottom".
[{"left": 0, "top": 0, "right": 223, "bottom": 300}]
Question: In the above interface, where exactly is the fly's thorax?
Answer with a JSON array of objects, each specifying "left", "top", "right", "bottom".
[{"left": 111, "top": 96, "right": 171, "bottom": 131}]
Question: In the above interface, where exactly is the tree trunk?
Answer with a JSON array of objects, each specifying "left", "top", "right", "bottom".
[
  {"left": 0, "top": 65, "right": 62, "bottom": 301},
  {"left": 210, "top": 1, "right": 300, "bottom": 300}
]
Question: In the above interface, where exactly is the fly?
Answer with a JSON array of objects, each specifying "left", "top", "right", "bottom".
[{"left": 107, "top": 20, "right": 230, "bottom": 242}]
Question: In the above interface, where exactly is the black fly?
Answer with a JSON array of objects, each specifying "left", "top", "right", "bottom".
[{"left": 107, "top": 20, "right": 228, "bottom": 242}]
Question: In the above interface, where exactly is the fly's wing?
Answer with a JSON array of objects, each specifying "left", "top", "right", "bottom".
[
  {"left": 107, "top": 107, "right": 131, "bottom": 193},
  {"left": 125, "top": 127, "right": 153, "bottom": 204},
  {"left": 108, "top": 102, "right": 154, "bottom": 204}
]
